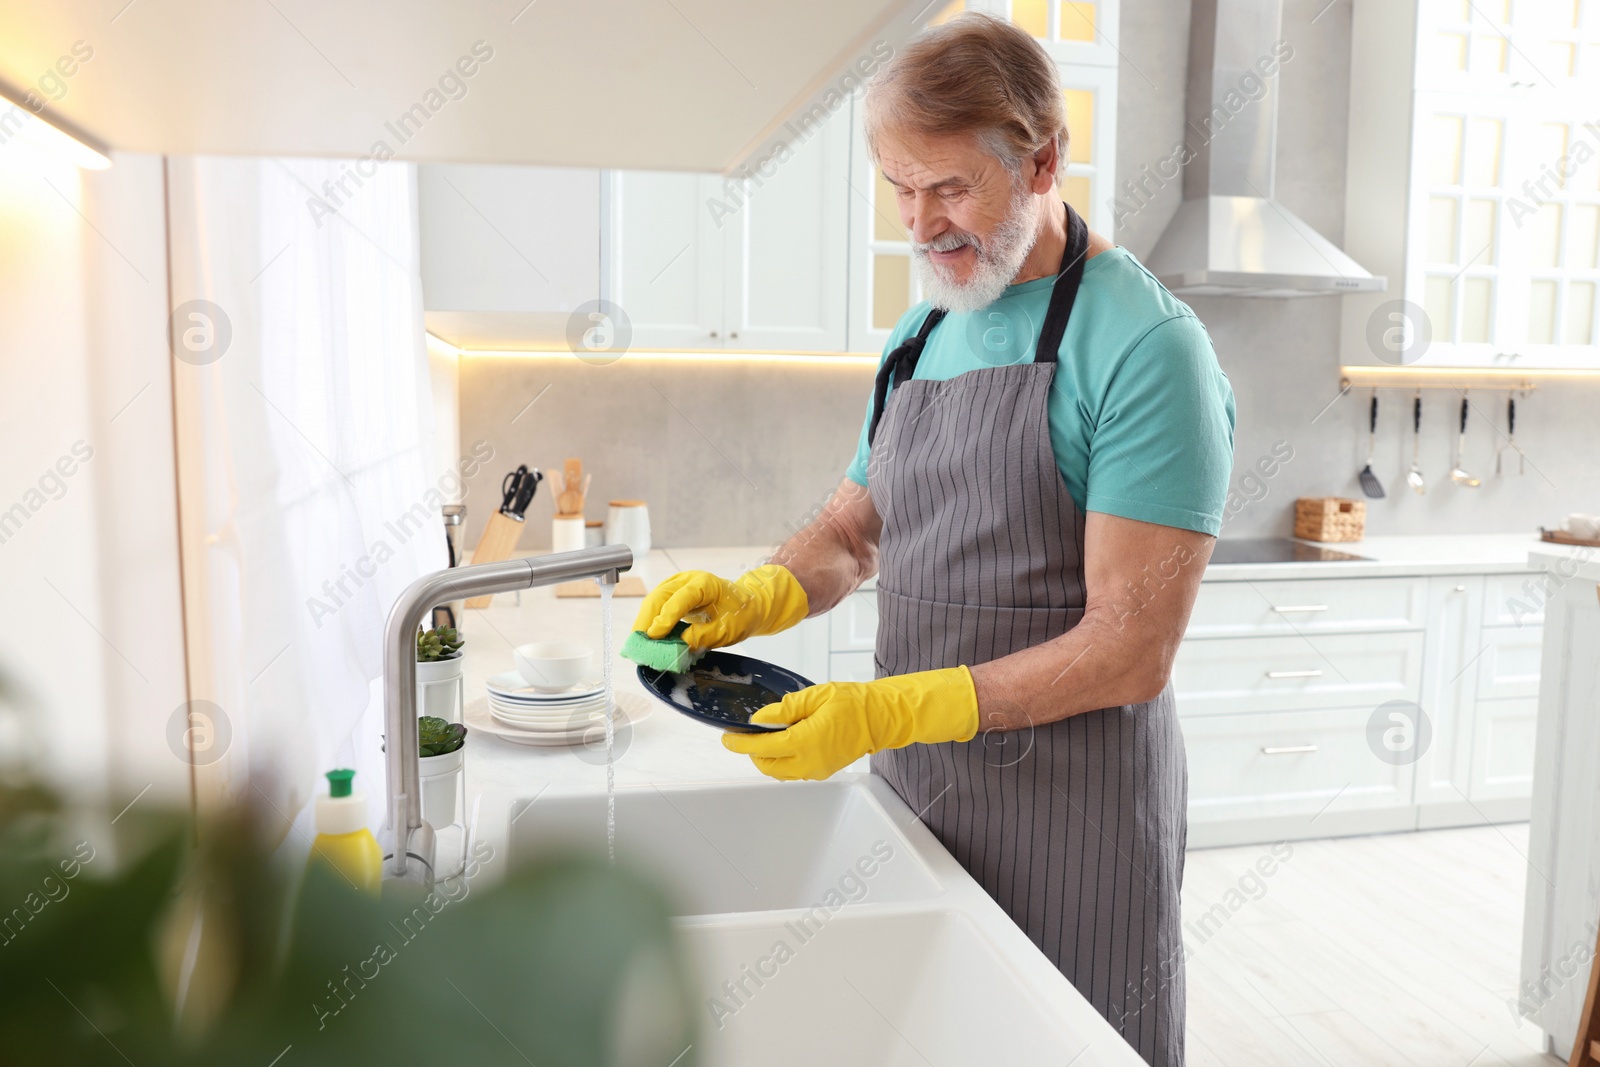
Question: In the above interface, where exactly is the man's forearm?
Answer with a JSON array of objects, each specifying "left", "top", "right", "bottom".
[
  {"left": 968, "top": 607, "right": 1180, "bottom": 732},
  {"left": 767, "top": 482, "right": 879, "bottom": 617}
]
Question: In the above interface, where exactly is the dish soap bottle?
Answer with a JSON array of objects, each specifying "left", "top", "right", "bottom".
[{"left": 311, "top": 768, "right": 382, "bottom": 895}]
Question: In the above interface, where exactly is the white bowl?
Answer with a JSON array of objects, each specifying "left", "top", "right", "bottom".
[{"left": 513, "top": 641, "right": 593, "bottom": 692}]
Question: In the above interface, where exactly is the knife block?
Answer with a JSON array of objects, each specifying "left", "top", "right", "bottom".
[{"left": 464, "top": 511, "right": 527, "bottom": 609}]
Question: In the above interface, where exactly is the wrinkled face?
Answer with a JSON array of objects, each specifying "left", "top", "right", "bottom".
[{"left": 876, "top": 128, "right": 1046, "bottom": 312}]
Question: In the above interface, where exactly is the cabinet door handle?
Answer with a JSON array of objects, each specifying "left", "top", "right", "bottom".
[
  {"left": 1265, "top": 669, "right": 1323, "bottom": 679},
  {"left": 1271, "top": 604, "right": 1329, "bottom": 614},
  {"left": 1261, "top": 744, "right": 1319, "bottom": 756}
]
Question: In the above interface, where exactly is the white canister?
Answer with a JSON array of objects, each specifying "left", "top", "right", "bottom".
[
  {"left": 552, "top": 514, "right": 586, "bottom": 553},
  {"left": 419, "top": 745, "right": 464, "bottom": 827},
  {"left": 605, "top": 500, "right": 652, "bottom": 559},
  {"left": 585, "top": 520, "right": 605, "bottom": 549},
  {"left": 1563, "top": 514, "right": 1600, "bottom": 541},
  {"left": 417, "top": 654, "right": 464, "bottom": 724}
]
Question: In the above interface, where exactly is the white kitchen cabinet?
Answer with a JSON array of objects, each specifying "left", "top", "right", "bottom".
[
  {"left": 1183, "top": 575, "right": 1429, "bottom": 639},
  {"left": 417, "top": 163, "right": 602, "bottom": 317},
  {"left": 721, "top": 106, "right": 851, "bottom": 351},
  {"left": 1170, "top": 631, "right": 1425, "bottom": 718},
  {"left": 1468, "top": 696, "right": 1538, "bottom": 802},
  {"left": 609, "top": 104, "right": 852, "bottom": 352},
  {"left": 1178, "top": 568, "right": 1540, "bottom": 846},
  {"left": 1342, "top": 0, "right": 1600, "bottom": 369},
  {"left": 1412, "top": 576, "right": 1484, "bottom": 820},
  {"left": 607, "top": 170, "right": 726, "bottom": 348},
  {"left": 1182, "top": 707, "right": 1419, "bottom": 849},
  {"left": 1475, "top": 624, "right": 1544, "bottom": 700}
]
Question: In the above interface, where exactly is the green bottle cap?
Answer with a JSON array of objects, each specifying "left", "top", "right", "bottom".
[{"left": 325, "top": 768, "right": 356, "bottom": 799}]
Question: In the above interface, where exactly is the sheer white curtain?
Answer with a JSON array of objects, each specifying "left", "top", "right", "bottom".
[{"left": 166, "top": 157, "right": 445, "bottom": 841}]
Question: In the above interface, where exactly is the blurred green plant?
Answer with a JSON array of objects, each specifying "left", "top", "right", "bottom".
[
  {"left": 416, "top": 626, "right": 463, "bottom": 663},
  {"left": 418, "top": 716, "right": 467, "bottom": 758},
  {"left": 0, "top": 666, "right": 699, "bottom": 1066}
]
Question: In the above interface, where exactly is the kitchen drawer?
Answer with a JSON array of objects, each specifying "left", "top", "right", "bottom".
[
  {"left": 1482, "top": 572, "right": 1545, "bottom": 626},
  {"left": 1475, "top": 625, "right": 1543, "bottom": 700},
  {"left": 1469, "top": 697, "right": 1537, "bottom": 801},
  {"left": 1172, "top": 631, "right": 1424, "bottom": 716},
  {"left": 829, "top": 651, "right": 877, "bottom": 683},
  {"left": 1187, "top": 577, "right": 1427, "bottom": 639},
  {"left": 829, "top": 591, "right": 879, "bottom": 652},
  {"left": 1181, "top": 707, "right": 1416, "bottom": 823}
]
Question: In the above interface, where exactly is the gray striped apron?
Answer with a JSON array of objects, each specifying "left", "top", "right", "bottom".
[{"left": 866, "top": 203, "right": 1188, "bottom": 1067}]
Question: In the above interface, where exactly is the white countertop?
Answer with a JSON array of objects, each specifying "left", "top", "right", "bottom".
[{"left": 1202, "top": 532, "right": 1558, "bottom": 581}]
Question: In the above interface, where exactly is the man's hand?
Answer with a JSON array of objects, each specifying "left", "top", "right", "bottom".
[
  {"left": 632, "top": 565, "right": 809, "bottom": 650},
  {"left": 722, "top": 667, "right": 978, "bottom": 780}
]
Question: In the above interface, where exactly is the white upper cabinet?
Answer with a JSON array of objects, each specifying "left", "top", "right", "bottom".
[
  {"left": 607, "top": 170, "right": 726, "bottom": 349},
  {"left": 1342, "top": 0, "right": 1600, "bottom": 369},
  {"left": 610, "top": 103, "right": 852, "bottom": 352},
  {"left": 722, "top": 104, "right": 852, "bottom": 351},
  {"left": 417, "top": 164, "right": 602, "bottom": 317}
]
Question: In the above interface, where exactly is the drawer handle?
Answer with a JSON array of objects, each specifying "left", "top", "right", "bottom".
[
  {"left": 1271, "top": 604, "right": 1329, "bottom": 613},
  {"left": 1265, "top": 669, "right": 1324, "bottom": 679},
  {"left": 1261, "top": 744, "right": 1319, "bottom": 756}
]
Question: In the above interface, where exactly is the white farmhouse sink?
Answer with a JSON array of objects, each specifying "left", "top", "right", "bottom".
[
  {"left": 679, "top": 909, "right": 1086, "bottom": 1067},
  {"left": 503, "top": 775, "right": 1148, "bottom": 1067},
  {"left": 506, "top": 779, "right": 942, "bottom": 916}
]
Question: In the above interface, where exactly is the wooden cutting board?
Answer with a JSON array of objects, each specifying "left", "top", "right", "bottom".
[
  {"left": 1541, "top": 528, "right": 1600, "bottom": 549},
  {"left": 554, "top": 575, "right": 648, "bottom": 598}
]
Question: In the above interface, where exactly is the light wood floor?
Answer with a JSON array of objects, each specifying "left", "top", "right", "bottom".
[{"left": 1182, "top": 823, "right": 1556, "bottom": 1067}]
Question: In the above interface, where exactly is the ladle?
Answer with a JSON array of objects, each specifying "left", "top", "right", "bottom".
[{"left": 1450, "top": 394, "right": 1481, "bottom": 489}]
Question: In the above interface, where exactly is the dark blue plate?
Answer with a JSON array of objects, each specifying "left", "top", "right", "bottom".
[{"left": 636, "top": 651, "right": 815, "bottom": 733}]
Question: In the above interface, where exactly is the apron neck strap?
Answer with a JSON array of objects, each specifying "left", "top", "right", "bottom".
[
  {"left": 866, "top": 201, "right": 1089, "bottom": 444},
  {"left": 868, "top": 306, "right": 946, "bottom": 446},
  {"left": 1033, "top": 201, "right": 1090, "bottom": 366}
]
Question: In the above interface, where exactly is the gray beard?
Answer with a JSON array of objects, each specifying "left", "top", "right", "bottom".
[{"left": 911, "top": 185, "right": 1041, "bottom": 314}]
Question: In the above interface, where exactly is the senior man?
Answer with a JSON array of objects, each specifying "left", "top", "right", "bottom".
[{"left": 635, "top": 14, "right": 1234, "bottom": 1066}]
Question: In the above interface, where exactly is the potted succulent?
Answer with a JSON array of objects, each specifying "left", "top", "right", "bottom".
[
  {"left": 416, "top": 624, "right": 465, "bottom": 724},
  {"left": 418, "top": 714, "right": 468, "bottom": 828}
]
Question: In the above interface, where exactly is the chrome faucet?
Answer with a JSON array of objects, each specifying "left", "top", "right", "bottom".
[{"left": 382, "top": 544, "right": 632, "bottom": 888}]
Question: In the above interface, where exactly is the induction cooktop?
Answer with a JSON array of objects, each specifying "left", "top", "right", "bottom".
[{"left": 1210, "top": 538, "right": 1370, "bottom": 565}]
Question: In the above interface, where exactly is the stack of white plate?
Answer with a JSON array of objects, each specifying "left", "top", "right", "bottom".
[{"left": 483, "top": 671, "right": 610, "bottom": 745}]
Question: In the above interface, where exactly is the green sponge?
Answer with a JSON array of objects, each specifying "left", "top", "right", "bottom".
[{"left": 620, "top": 621, "right": 703, "bottom": 673}]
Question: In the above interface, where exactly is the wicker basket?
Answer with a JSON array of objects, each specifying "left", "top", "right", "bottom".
[{"left": 1294, "top": 497, "right": 1366, "bottom": 542}]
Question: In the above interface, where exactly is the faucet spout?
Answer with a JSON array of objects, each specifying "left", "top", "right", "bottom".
[{"left": 382, "top": 544, "right": 633, "bottom": 887}]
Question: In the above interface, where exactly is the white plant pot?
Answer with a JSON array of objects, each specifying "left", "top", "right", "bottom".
[
  {"left": 420, "top": 745, "right": 464, "bottom": 828},
  {"left": 417, "top": 654, "right": 464, "bottom": 724}
]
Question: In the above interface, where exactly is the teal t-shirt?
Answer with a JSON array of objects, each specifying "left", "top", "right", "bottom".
[{"left": 845, "top": 246, "right": 1236, "bottom": 536}]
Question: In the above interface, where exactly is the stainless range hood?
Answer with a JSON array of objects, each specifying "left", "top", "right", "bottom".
[{"left": 1144, "top": 0, "right": 1386, "bottom": 298}]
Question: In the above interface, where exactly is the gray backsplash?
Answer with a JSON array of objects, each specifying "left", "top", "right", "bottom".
[
  {"left": 457, "top": 356, "right": 875, "bottom": 550},
  {"left": 457, "top": 0, "right": 1599, "bottom": 550}
]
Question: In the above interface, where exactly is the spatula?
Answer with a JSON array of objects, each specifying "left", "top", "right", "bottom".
[
  {"left": 1495, "top": 396, "right": 1517, "bottom": 476},
  {"left": 1358, "top": 391, "right": 1385, "bottom": 498}
]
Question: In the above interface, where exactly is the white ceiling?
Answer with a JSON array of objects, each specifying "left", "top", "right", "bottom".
[{"left": 0, "top": 0, "right": 931, "bottom": 172}]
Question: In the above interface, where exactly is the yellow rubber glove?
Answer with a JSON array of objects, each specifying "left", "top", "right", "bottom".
[
  {"left": 721, "top": 666, "right": 979, "bottom": 781},
  {"left": 633, "top": 565, "right": 810, "bottom": 651}
]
